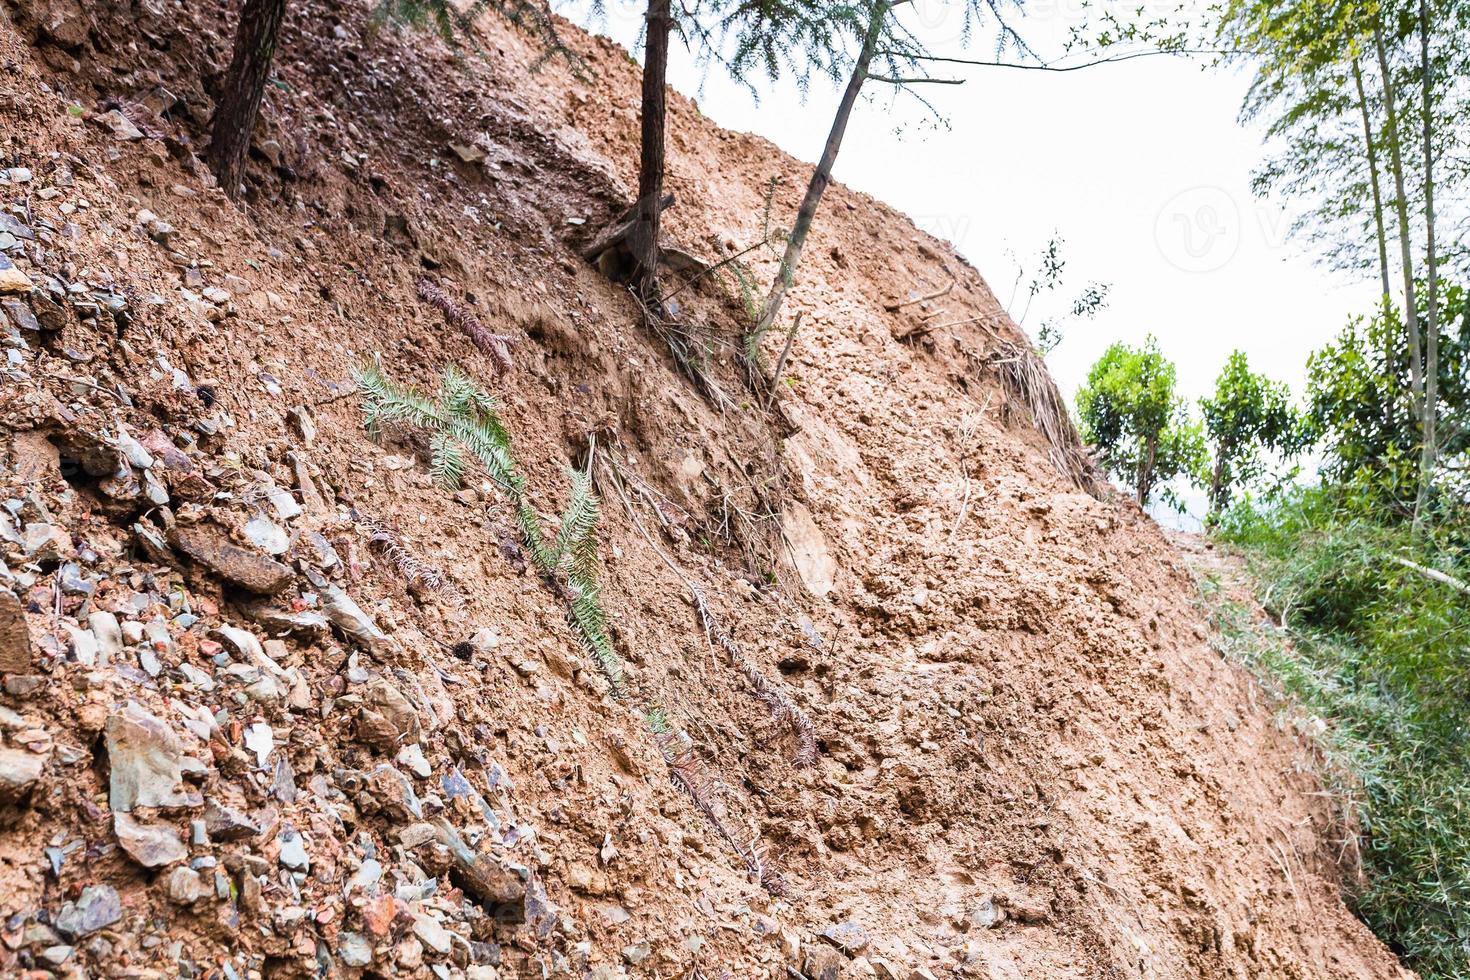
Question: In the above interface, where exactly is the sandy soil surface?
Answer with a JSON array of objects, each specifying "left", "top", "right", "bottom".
[{"left": 0, "top": 1, "right": 1411, "bottom": 977}]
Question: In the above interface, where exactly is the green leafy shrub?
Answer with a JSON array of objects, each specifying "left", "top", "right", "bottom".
[{"left": 1077, "top": 335, "right": 1205, "bottom": 507}]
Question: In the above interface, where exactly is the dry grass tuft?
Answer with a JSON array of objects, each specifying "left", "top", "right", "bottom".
[{"left": 981, "top": 340, "right": 1102, "bottom": 497}]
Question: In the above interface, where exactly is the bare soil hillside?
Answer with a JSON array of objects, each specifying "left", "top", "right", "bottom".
[{"left": 0, "top": 1, "right": 1412, "bottom": 977}]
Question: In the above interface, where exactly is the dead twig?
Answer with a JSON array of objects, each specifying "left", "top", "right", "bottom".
[
  {"left": 763, "top": 312, "right": 802, "bottom": 412},
  {"left": 654, "top": 727, "right": 790, "bottom": 896},
  {"left": 900, "top": 309, "right": 1006, "bottom": 341},
  {"left": 417, "top": 277, "right": 515, "bottom": 376},
  {"left": 1389, "top": 555, "right": 1470, "bottom": 594},
  {"left": 947, "top": 398, "right": 991, "bottom": 541},
  {"left": 665, "top": 235, "right": 776, "bottom": 303},
  {"left": 601, "top": 455, "right": 817, "bottom": 768},
  {"left": 884, "top": 275, "right": 955, "bottom": 312},
  {"left": 351, "top": 510, "right": 467, "bottom": 608}
]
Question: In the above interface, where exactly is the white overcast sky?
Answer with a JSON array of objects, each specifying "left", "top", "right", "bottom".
[{"left": 560, "top": 0, "right": 1381, "bottom": 408}]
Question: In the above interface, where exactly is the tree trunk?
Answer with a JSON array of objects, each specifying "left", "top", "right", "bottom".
[
  {"left": 208, "top": 0, "right": 289, "bottom": 200},
  {"left": 749, "top": 0, "right": 890, "bottom": 343},
  {"left": 1415, "top": 0, "right": 1440, "bottom": 522},
  {"left": 1374, "top": 20, "right": 1424, "bottom": 428},
  {"left": 1137, "top": 435, "right": 1157, "bottom": 507},
  {"left": 1351, "top": 57, "right": 1393, "bottom": 305},
  {"left": 629, "top": 0, "right": 673, "bottom": 300},
  {"left": 1352, "top": 55, "right": 1398, "bottom": 441},
  {"left": 1209, "top": 456, "right": 1225, "bottom": 515}
]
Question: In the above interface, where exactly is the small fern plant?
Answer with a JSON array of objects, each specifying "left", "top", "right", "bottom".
[{"left": 352, "top": 358, "right": 623, "bottom": 694}]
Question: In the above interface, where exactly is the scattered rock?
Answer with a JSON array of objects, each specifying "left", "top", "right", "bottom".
[
  {"left": 22, "top": 522, "right": 70, "bottom": 562},
  {"left": 412, "top": 913, "right": 452, "bottom": 956},
  {"left": 243, "top": 721, "right": 274, "bottom": 767},
  {"left": 97, "top": 109, "right": 145, "bottom": 140},
  {"left": 361, "top": 763, "right": 422, "bottom": 821},
  {"left": 969, "top": 896, "right": 1003, "bottom": 929},
  {"left": 105, "top": 702, "right": 197, "bottom": 810},
  {"left": 396, "top": 742, "right": 431, "bottom": 777},
  {"left": 165, "top": 866, "right": 207, "bottom": 905},
  {"left": 0, "top": 254, "right": 33, "bottom": 295},
  {"left": 782, "top": 502, "right": 837, "bottom": 598},
  {"left": 35, "top": 0, "right": 90, "bottom": 47},
  {"left": 87, "top": 611, "right": 123, "bottom": 664},
  {"left": 0, "top": 213, "right": 34, "bottom": 241},
  {"left": 1002, "top": 893, "right": 1051, "bottom": 925},
  {"left": 204, "top": 797, "right": 260, "bottom": 840},
  {"left": 243, "top": 514, "right": 289, "bottom": 555},
  {"left": 821, "top": 921, "right": 870, "bottom": 954},
  {"left": 242, "top": 603, "right": 330, "bottom": 638},
  {"left": 449, "top": 142, "right": 487, "bottom": 164},
  {"left": 1, "top": 297, "right": 38, "bottom": 332},
  {"left": 442, "top": 834, "right": 526, "bottom": 919},
  {"left": 317, "top": 580, "right": 392, "bottom": 654},
  {"left": 360, "top": 892, "right": 397, "bottom": 938},
  {"left": 114, "top": 811, "right": 186, "bottom": 867},
  {"left": 803, "top": 943, "right": 846, "bottom": 980},
  {"left": 169, "top": 523, "right": 293, "bottom": 593},
  {"left": 356, "top": 678, "right": 422, "bottom": 751},
  {"left": 338, "top": 931, "right": 374, "bottom": 967},
  {"left": 278, "top": 826, "right": 310, "bottom": 871},
  {"left": 28, "top": 291, "right": 67, "bottom": 330},
  {"left": 54, "top": 885, "right": 121, "bottom": 938},
  {"left": 0, "top": 746, "right": 44, "bottom": 811},
  {"left": 40, "top": 944, "right": 75, "bottom": 965}
]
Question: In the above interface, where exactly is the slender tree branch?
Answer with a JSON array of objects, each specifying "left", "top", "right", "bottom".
[
  {"left": 885, "top": 47, "right": 1236, "bottom": 72},
  {"left": 870, "top": 74, "right": 965, "bottom": 86}
]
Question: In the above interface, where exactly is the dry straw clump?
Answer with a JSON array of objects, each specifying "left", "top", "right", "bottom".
[{"left": 982, "top": 339, "right": 1102, "bottom": 497}]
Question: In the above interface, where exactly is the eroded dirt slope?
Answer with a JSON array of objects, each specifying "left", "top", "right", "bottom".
[{"left": 0, "top": 1, "right": 1410, "bottom": 977}]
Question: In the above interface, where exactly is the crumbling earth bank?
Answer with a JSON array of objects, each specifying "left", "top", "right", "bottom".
[{"left": 0, "top": 0, "right": 1412, "bottom": 978}]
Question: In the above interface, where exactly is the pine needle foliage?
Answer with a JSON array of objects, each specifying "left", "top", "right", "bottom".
[
  {"left": 371, "top": 0, "right": 483, "bottom": 42},
  {"left": 372, "top": 0, "right": 580, "bottom": 69},
  {"left": 352, "top": 358, "right": 622, "bottom": 694}
]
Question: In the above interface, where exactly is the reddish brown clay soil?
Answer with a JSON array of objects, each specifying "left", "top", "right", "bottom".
[{"left": 0, "top": 1, "right": 1412, "bottom": 978}]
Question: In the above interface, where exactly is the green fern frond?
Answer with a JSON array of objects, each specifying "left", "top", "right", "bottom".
[
  {"left": 353, "top": 358, "right": 447, "bottom": 434},
  {"left": 429, "top": 432, "right": 465, "bottom": 490},
  {"left": 515, "top": 500, "right": 557, "bottom": 573},
  {"left": 644, "top": 707, "right": 672, "bottom": 736},
  {"left": 354, "top": 358, "right": 627, "bottom": 698},
  {"left": 568, "top": 578, "right": 622, "bottom": 693},
  {"left": 553, "top": 469, "right": 600, "bottom": 569}
]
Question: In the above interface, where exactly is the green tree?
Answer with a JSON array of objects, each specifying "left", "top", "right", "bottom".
[
  {"left": 745, "top": 0, "right": 1032, "bottom": 345},
  {"left": 1076, "top": 337, "right": 1205, "bottom": 508},
  {"left": 1305, "top": 282, "right": 1470, "bottom": 509},
  {"left": 1198, "top": 351, "right": 1297, "bottom": 514},
  {"left": 1213, "top": 0, "right": 1470, "bottom": 518}
]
